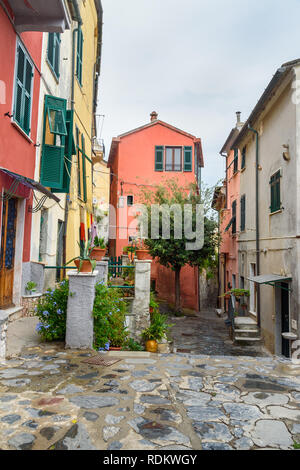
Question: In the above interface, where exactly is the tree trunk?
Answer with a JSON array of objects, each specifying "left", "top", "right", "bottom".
[{"left": 175, "top": 266, "right": 181, "bottom": 313}]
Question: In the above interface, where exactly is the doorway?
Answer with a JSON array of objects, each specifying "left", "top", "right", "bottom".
[
  {"left": 281, "top": 282, "right": 290, "bottom": 358},
  {"left": 0, "top": 198, "right": 18, "bottom": 308}
]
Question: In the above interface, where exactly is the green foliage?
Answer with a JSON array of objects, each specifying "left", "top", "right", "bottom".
[
  {"left": 26, "top": 281, "right": 37, "bottom": 293},
  {"left": 123, "top": 245, "right": 136, "bottom": 254},
  {"left": 122, "top": 338, "right": 144, "bottom": 351},
  {"left": 35, "top": 280, "right": 69, "bottom": 341},
  {"left": 150, "top": 291, "right": 159, "bottom": 313},
  {"left": 93, "top": 281, "right": 129, "bottom": 349},
  {"left": 93, "top": 236, "right": 107, "bottom": 249},
  {"left": 293, "top": 442, "right": 300, "bottom": 450},
  {"left": 142, "top": 312, "right": 173, "bottom": 342},
  {"left": 66, "top": 239, "right": 96, "bottom": 272},
  {"left": 221, "top": 288, "right": 250, "bottom": 298}
]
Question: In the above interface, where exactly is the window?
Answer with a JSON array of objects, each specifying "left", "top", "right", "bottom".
[
  {"left": 240, "top": 276, "right": 245, "bottom": 290},
  {"left": 127, "top": 195, "right": 134, "bottom": 206},
  {"left": 13, "top": 42, "right": 33, "bottom": 135},
  {"left": 76, "top": 127, "right": 87, "bottom": 202},
  {"left": 241, "top": 146, "right": 246, "bottom": 170},
  {"left": 270, "top": 170, "right": 281, "bottom": 213},
  {"left": 155, "top": 146, "right": 164, "bottom": 171},
  {"left": 76, "top": 27, "right": 83, "bottom": 86},
  {"left": 47, "top": 33, "right": 61, "bottom": 79},
  {"left": 233, "top": 148, "right": 238, "bottom": 174},
  {"left": 165, "top": 147, "right": 182, "bottom": 171},
  {"left": 232, "top": 200, "right": 237, "bottom": 234},
  {"left": 40, "top": 95, "right": 74, "bottom": 191},
  {"left": 240, "top": 195, "right": 246, "bottom": 232}
]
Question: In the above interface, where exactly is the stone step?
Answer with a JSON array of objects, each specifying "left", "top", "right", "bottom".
[
  {"left": 234, "top": 329, "right": 261, "bottom": 338},
  {"left": 234, "top": 317, "right": 258, "bottom": 330},
  {"left": 234, "top": 336, "right": 263, "bottom": 345}
]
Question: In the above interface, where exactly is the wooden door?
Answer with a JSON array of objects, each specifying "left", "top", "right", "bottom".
[{"left": 0, "top": 198, "right": 17, "bottom": 308}]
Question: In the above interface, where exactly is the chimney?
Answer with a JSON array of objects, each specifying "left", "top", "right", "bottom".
[
  {"left": 150, "top": 111, "right": 158, "bottom": 122},
  {"left": 236, "top": 111, "right": 243, "bottom": 129}
]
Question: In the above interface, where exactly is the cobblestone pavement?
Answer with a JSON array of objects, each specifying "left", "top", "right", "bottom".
[{"left": 0, "top": 342, "right": 300, "bottom": 450}]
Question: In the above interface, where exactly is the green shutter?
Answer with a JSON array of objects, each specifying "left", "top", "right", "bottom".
[
  {"left": 184, "top": 146, "right": 192, "bottom": 172},
  {"left": 40, "top": 95, "right": 67, "bottom": 189},
  {"left": 232, "top": 200, "right": 237, "bottom": 234},
  {"left": 270, "top": 171, "right": 281, "bottom": 213},
  {"left": 47, "top": 33, "right": 60, "bottom": 79},
  {"left": 41, "top": 145, "right": 65, "bottom": 188},
  {"left": 76, "top": 28, "right": 83, "bottom": 85},
  {"left": 241, "top": 147, "right": 246, "bottom": 169},
  {"left": 47, "top": 33, "right": 54, "bottom": 65},
  {"left": 233, "top": 149, "right": 238, "bottom": 173},
  {"left": 155, "top": 146, "right": 164, "bottom": 171},
  {"left": 82, "top": 134, "right": 87, "bottom": 202},
  {"left": 240, "top": 195, "right": 246, "bottom": 231},
  {"left": 13, "top": 44, "right": 33, "bottom": 134}
]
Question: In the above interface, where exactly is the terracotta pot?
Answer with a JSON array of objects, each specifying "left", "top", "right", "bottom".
[
  {"left": 90, "top": 247, "right": 106, "bottom": 261},
  {"left": 145, "top": 340, "right": 158, "bottom": 353},
  {"left": 136, "top": 249, "right": 150, "bottom": 260},
  {"left": 74, "top": 259, "right": 93, "bottom": 273},
  {"left": 109, "top": 346, "right": 122, "bottom": 351}
]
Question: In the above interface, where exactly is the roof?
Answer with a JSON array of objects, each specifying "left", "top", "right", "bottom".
[
  {"left": 232, "top": 59, "right": 300, "bottom": 148},
  {"left": 108, "top": 119, "right": 203, "bottom": 166},
  {"left": 220, "top": 128, "right": 239, "bottom": 155}
]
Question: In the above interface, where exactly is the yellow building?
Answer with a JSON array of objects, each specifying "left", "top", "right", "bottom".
[
  {"left": 66, "top": 0, "right": 103, "bottom": 263},
  {"left": 92, "top": 139, "right": 110, "bottom": 242}
]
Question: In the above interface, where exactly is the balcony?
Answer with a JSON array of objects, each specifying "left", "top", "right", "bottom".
[
  {"left": 6, "top": 0, "right": 71, "bottom": 33},
  {"left": 92, "top": 138, "right": 105, "bottom": 164}
]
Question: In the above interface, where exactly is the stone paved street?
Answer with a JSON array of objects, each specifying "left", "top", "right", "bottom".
[{"left": 0, "top": 341, "right": 300, "bottom": 450}]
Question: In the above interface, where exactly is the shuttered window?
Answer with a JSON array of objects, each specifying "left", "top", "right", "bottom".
[
  {"left": 155, "top": 146, "right": 164, "bottom": 171},
  {"left": 81, "top": 134, "right": 87, "bottom": 202},
  {"left": 76, "top": 27, "right": 83, "bottom": 86},
  {"left": 184, "top": 146, "right": 193, "bottom": 172},
  {"left": 240, "top": 195, "right": 246, "bottom": 232},
  {"left": 13, "top": 42, "right": 33, "bottom": 135},
  {"left": 232, "top": 200, "right": 237, "bottom": 234},
  {"left": 270, "top": 171, "right": 281, "bottom": 213},
  {"left": 47, "top": 33, "right": 61, "bottom": 79},
  {"left": 241, "top": 146, "right": 246, "bottom": 170},
  {"left": 40, "top": 95, "right": 69, "bottom": 190},
  {"left": 233, "top": 149, "right": 238, "bottom": 174}
]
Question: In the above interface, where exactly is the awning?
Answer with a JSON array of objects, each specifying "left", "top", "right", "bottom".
[
  {"left": 0, "top": 168, "right": 60, "bottom": 203},
  {"left": 247, "top": 274, "right": 292, "bottom": 290},
  {"left": 6, "top": 0, "right": 71, "bottom": 33}
]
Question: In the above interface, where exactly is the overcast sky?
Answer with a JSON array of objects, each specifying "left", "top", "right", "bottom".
[{"left": 98, "top": 0, "right": 300, "bottom": 187}]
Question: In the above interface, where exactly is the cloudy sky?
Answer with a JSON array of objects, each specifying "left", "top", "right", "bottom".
[{"left": 98, "top": 0, "right": 300, "bottom": 187}]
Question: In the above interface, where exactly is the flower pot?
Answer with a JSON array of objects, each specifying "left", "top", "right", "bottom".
[
  {"left": 90, "top": 247, "right": 106, "bottom": 261},
  {"left": 109, "top": 346, "right": 122, "bottom": 351},
  {"left": 157, "top": 342, "right": 170, "bottom": 354},
  {"left": 145, "top": 340, "right": 158, "bottom": 353},
  {"left": 74, "top": 259, "right": 93, "bottom": 273},
  {"left": 136, "top": 249, "right": 150, "bottom": 260}
]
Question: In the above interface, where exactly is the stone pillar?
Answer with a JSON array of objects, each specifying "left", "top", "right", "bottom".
[
  {"left": 132, "top": 260, "right": 152, "bottom": 340},
  {"left": 66, "top": 271, "right": 98, "bottom": 350},
  {"left": 95, "top": 261, "right": 108, "bottom": 285}
]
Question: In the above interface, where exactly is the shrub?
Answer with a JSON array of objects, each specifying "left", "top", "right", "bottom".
[
  {"left": 142, "top": 312, "right": 173, "bottom": 342},
  {"left": 122, "top": 338, "right": 144, "bottom": 351},
  {"left": 93, "top": 281, "right": 129, "bottom": 349},
  {"left": 35, "top": 280, "right": 69, "bottom": 341}
]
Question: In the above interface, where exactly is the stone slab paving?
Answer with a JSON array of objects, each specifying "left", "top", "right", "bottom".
[{"left": 0, "top": 342, "right": 300, "bottom": 450}]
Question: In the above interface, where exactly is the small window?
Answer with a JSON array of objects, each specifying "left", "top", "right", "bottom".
[
  {"left": 241, "top": 146, "right": 246, "bottom": 170},
  {"left": 232, "top": 200, "right": 237, "bottom": 234},
  {"left": 155, "top": 146, "right": 164, "bottom": 171},
  {"left": 76, "top": 27, "right": 83, "bottom": 86},
  {"left": 13, "top": 42, "right": 33, "bottom": 135},
  {"left": 165, "top": 147, "right": 182, "bottom": 171},
  {"left": 127, "top": 195, "right": 134, "bottom": 206},
  {"left": 270, "top": 171, "right": 281, "bottom": 213},
  {"left": 233, "top": 148, "right": 238, "bottom": 174},
  {"left": 240, "top": 195, "right": 246, "bottom": 231},
  {"left": 47, "top": 33, "right": 61, "bottom": 79}
]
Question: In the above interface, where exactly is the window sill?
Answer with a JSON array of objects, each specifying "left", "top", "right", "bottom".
[
  {"left": 270, "top": 209, "right": 283, "bottom": 216},
  {"left": 11, "top": 120, "right": 33, "bottom": 144}
]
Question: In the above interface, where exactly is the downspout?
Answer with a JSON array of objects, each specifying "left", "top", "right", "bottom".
[
  {"left": 248, "top": 126, "right": 261, "bottom": 328},
  {"left": 63, "top": 2, "right": 82, "bottom": 268}
]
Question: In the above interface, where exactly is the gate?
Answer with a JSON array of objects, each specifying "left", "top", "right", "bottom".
[{"left": 108, "top": 256, "right": 122, "bottom": 278}]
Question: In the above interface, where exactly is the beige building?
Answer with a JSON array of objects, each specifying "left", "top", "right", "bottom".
[
  {"left": 92, "top": 138, "right": 110, "bottom": 242},
  {"left": 231, "top": 59, "right": 300, "bottom": 357}
]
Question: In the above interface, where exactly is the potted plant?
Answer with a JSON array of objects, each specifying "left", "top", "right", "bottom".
[
  {"left": 25, "top": 281, "right": 37, "bottom": 295},
  {"left": 149, "top": 291, "right": 159, "bottom": 315},
  {"left": 67, "top": 240, "right": 96, "bottom": 273},
  {"left": 136, "top": 239, "right": 150, "bottom": 260},
  {"left": 142, "top": 313, "right": 173, "bottom": 353},
  {"left": 90, "top": 236, "right": 107, "bottom": 261},
  {"left": 123, "top": 245, "right": 136, "bottom": 262}
]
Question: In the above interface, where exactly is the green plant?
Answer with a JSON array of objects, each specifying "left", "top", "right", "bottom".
[
  {"left": 122, "top": 338, "right": 144, "bottom": 351},
  {"left": 150, "top": 291, "right": 159, "bottom": 314},
  {"left": 66, "top": 239, "right": 96, "bottom": 272},
  {"left": 35, "top": 280, "right": 69, "bottom": 341},
  {"left": 220, "top": 288, "right": 250, "bottom": 298},
  {"left": 123, "top": 245, "right": 136, "bottom": 254},
  {"left": 93, "top": 236, "right": 107, "bottom": 249},
  {"left": 93, "top": 281, "right": 129, "bottom": 349},
  {"left": 26, "top": 281, "right": 37, "bottom": 293},
  {"left": 142, "top": 312, "right": 173, "bottom": 342},
  {"left": 293, "top": 442, "right": 300, "bottom": 450}
]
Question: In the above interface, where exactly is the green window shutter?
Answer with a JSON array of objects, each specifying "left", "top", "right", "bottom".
[
  {"left": 241, "top": 147, "right": 246, "bottom": 169},
  {"left": 184, "top": 146, "right": 193, "bottom": 172},
  {"left": 233, "top": 149, "right": 238, "bottom": 173},
  {"left": 47, "top": 33, "right": 60, "bottom": 79},
  {"left": 240, "top": 195, "right": 246, "bottom": 231},
  {"left": 54, "top": 110, "right": 74, "bottom": 193},
  {"left": 47, "top": 33, "right": 54, "bottom": 65},
  {"left": 13, "top": 44, "right": 33, "bottom": 135},
  {"left": 82, "top": 134, "right": 87, "bottom": 202},
  {"left": 232, "top": 200, "right": 237, "bottom": 234},
  {"left": 270, "top": 171, "right": 281, "bottom": 213},
  {"left": 40, "top": 95, "right": 67, "bottom": 190},
  {"left": 41, "top": 145, "right": 65, "bottom": 188},
  {"left": 76, "top": 28, "right": 83, "bottom": 85},
  {"left": 155, "top": 146, "right": 164, "bottom": 171}
]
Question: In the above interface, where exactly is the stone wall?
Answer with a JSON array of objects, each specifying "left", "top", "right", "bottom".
[
  {"left": 21, "top": 294, "right": 43, "bottom": 317},
  {"left": 131, "top": 260, "right": 151, "bottom": 341},
  {"left": 22, "top": 262, "right": 45, "bottom": 296},
  {"left": 199, "top": 268, "right": 219, "bottom": 311},
  {"left": 0, "top": 317, "right": 8, "bottom": 358}
]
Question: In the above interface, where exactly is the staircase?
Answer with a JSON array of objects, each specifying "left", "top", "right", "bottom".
[{"left": 234, "top": 316, "right": 262, "bottom": 345}]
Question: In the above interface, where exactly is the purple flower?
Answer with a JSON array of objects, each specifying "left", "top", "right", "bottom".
[{"left": 57, "top": 309, "right": 62, "bottom": 315}]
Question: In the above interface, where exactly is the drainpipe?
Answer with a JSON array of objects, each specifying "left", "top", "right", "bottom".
[{"left": 248, "top": 126, "right": 261, "bottom": 328}]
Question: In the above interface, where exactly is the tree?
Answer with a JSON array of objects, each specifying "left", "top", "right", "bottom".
[{"left": 139, "top": 179, "right": 218, "bottom": 312}]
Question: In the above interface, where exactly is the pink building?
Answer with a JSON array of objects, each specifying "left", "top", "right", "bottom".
[{"left": 108, "top": 112, "right": 204, "bottom": 310}]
